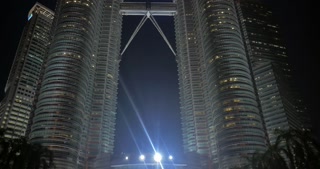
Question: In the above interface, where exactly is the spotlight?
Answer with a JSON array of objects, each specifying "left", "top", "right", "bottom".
[
  {"left": 139, "top": 154, "right": 145, "bottom": 161},
  {"left": 153, "top": 152, "right": 162, "bottom": 162},
  {"left": 168, "top": 155, "right": 173, "bottom": 160}
]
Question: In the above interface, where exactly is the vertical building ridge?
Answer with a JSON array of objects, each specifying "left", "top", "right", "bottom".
[{"left": 0, "top": 0, "right": 312, "bottom": 168}]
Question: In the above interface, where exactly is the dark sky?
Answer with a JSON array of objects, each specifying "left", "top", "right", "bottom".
[
  {"left": 115, "top": 13, "right": 181, "bottom": 155},
  {"left": 0, "top": 0, "right": 318, "bottom": 156}
]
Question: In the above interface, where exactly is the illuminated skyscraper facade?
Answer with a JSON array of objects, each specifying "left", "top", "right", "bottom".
[
  {"left": 0, "top": 0, "right": 310, "bottom": 169},
  {"left": 175, "top": 0, "right": 309, "bottom": 168},
  {"left": 28, "top": 0, "right": 122, "bottom": 168},
  {"left": 175, "top": 0, "right": 266, "bottom": 168},
  {"left": 0, "top": 3, "right": 54, "bottom": 139}
]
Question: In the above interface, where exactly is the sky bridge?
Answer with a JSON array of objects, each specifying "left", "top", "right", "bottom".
[
  {"left": 120, "top": 2, "right": 177, "bottom": 16},
  {"left": 119, "top": 1, "right": 177, "bottom": 56}
]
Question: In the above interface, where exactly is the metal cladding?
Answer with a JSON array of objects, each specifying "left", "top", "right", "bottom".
[
  {"left": 0, "top": 3, "right": 54, "bottom": 139},
  {"left": 120, "top": 2, "right": 177, "bottom": 16},
  {"left": 28, "top": 0, "right": 122, "bottom": 168},
  {"left": 3, "top": 0, "right": 307, "bottom": 168},
  {"left": 237, "top": 0, "right": 309, "bottom": 145},
  {"left": 175, "top": 0, "right": 267, "bottom": 168}
]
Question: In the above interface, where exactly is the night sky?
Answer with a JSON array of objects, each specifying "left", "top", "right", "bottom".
[{"left": 0, "top": 0, "right": 318, "bottom": 156}]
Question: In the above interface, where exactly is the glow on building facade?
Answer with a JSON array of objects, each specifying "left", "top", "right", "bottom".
[
  {"left": 175, "top": 0, "right": 267, "bottom": 168},
  {"left": 0, "top": 0, "right": 311, "bottom": 169},
  {"left": 28, "top": 0, "right": 122, "bottom": 168}
]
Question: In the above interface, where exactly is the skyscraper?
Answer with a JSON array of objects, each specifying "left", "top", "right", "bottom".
[
  {"left": 175, "top": 0, "right": 266, "bottom": 168},
  {"left": 176, "top": 0, "right": 309, "bottom": 168},
  {"left": 0, "top": 0, "right": 311, "bottom": 169},
  {"left": 28, "top": 0, "right": 122, "bottom": 168},
  {"left": 236, "top": 0, "right": 309, "bottom": 144},
  {"left": 0, "top": 3, "right": 54, "bottom": 139}
]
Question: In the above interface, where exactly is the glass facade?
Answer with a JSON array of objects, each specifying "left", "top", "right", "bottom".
[
  {"left": 174, "top": 0, "right": 209, "bottom": 156},
  {"left": 173, "top": 1, "right": 309, "bottom": 168},
  {"left": 0, "top": 3, "right": 54, "bottom": 139},
  {"left": 28, "top": 0, "right": 122, "bottom": 168},
  {"left": 236, "top": 0, "right": 309, "bottom": 145},
  {"left": 0, "top": 0, "right": 311, "bottom": 169},
  {"left": 175, "top": 0, "right": 267, "bottom": 168}
]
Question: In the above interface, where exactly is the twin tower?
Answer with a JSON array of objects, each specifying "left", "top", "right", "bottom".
[{"left": 0, "top": 0, "right": 308, "bottom": 168}]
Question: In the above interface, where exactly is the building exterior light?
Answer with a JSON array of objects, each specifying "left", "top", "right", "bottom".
[
  {"left": 139, "top": 154, "right": 145, "bottom": 161},
  {"left": 153, "top": 152, "right": 162, "bottom": 162}
]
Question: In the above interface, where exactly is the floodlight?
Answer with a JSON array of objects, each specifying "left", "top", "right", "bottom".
[
  {"left": 168, "top": 155, "right": 173, "bottom": 160},
  {"left": 139, "top": 154, "right": 145, "bottom": 161},
  {"left": 153, "top": 152, "right": 162, "bottom": 162}
]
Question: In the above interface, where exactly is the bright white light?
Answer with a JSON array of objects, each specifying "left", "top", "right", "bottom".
[
  {"left": 125, "top": 156, "right": 129, "bottom": 160},
  {"left": 168, "top": 155, "right": 173, "bottom": 160},
  {"left": 139, "top": 154, "right": 145, "bottom": 161},
  {"left": 153, "top": 152, "right": 162, "bottom": 162}
]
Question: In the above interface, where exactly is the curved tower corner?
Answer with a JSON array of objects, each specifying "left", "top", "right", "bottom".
[
  {"left": 174, "top": 0, "right": 267, "bottom": 168},
  {"left": 28, "top": 0, "right": 123, "bottom": 168}
]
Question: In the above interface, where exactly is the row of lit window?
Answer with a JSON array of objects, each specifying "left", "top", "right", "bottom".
[{"left": 65, "top": 0, "right": 91, "bottom": 7}]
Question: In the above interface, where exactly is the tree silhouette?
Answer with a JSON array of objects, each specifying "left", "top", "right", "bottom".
[
  {"left": 274, "top": 128, "right": 320, "bottom": 169},
  {"left": 233, "top": 128, "right": 320, "bottom": 169},
  {"left": 0, "top": 129, "right": 55, "bottom": 169}
]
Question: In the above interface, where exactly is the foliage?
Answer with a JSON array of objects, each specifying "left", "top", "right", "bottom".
[
  {"left": 0, "top": 129, "right": 55, "bottom": 169},
  {"left": 234, "top": 129, "right": 320, "bottom": 169}
]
